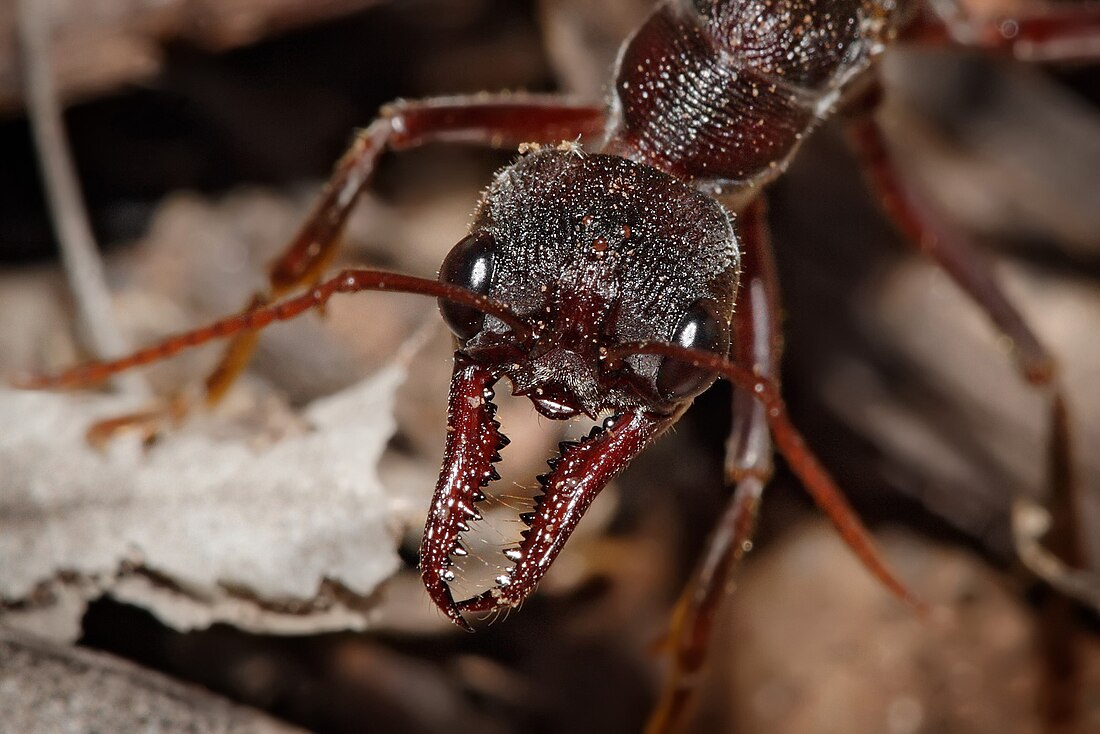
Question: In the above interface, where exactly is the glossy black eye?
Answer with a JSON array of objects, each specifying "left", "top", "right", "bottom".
[
  {"left": 438, "top": 232, "right": 496, "bottom": 340},
  {"left": 656, "top": 298, "right": 728, "bottom": 401}
]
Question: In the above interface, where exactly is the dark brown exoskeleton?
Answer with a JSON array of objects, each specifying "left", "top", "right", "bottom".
[{"left": 21, "top": 0, "right": 1100, "bottom": 730}]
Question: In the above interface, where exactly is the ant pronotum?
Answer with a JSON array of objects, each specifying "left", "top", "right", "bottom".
[{"left": 18, "top": 0, "right": 1100, "bottom": 730}]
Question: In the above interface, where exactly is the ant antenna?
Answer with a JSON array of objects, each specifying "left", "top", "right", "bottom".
[
  {"left": 608, "top": 340, "right": 927, "bottom": 615},
  {"left": 16, "top": 268, "right": 528, "bottom": 390}
]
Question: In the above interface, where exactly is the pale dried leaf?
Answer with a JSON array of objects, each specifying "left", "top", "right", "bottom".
[{"left": 0, "top": 365, "right": 414, "bottom": 637}]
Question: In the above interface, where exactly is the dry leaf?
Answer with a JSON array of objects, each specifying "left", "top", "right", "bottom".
[{"left": 0, "top": 365, "right": 416, "bottom": 638}]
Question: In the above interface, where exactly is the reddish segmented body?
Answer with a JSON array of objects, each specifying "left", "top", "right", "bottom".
[{"left": 604, "top": 0, "right": 903, "bottom": 190}]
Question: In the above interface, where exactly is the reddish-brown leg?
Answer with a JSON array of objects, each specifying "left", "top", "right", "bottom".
[
  {"left": 207, "top": 95, "right": 605, "bottom": 403},
  {"left": 849, "top": 112, "right": 1056, "bottom": 385},
  {"left": 643, "top": 197, "right": 926, "bottom": 734},
  {"left": 848, "top": 112, "right": 1081, "bottom": 554},
  {"left": 646, "top": 198, "right": 781, "bottom": 733},
  {"left": 86, "top": 96, "right": 606, "bottom": 436},
  {"left": 851, "top": 111, "right": 1087, "bottom": 726},
  {"left": 722, "top": 198, "right": 784, "bottom": 488},
  {"left": 907, "top": 2, "right": 1100, "bottom": 62}
]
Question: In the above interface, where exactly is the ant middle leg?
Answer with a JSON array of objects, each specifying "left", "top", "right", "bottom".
[
  {"left": 647, "top": 197, "right": 780, "bottom": 734},
  {"left": 88, "top": 96, "right": 606, "bottom": 441},
  {"left": 648, "top": 196, "right": 928, "bottom": 731},
  {"left": 848, "top": 107, "right": 1090, "bottom": 717},
  {"left": 646, "top": 196, "right": 925, "bottom": 733}
]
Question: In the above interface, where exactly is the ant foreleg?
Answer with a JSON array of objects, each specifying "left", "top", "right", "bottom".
[
  {"left": 645, "top": 196, "right": 929, "bottom": 733},
  {"left": 908, "top": 1, "right": 1100, "bottom": 63},
  {"left": 77, "top": 96, "right": 605, "bottom": 441},
  {"left": 208, "top": 95, "right": 606, "bottom": 404},
  {"left": 647, "top": 198, "right": 781, "bottom": 734}
]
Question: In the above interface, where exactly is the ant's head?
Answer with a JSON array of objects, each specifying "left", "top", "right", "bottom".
[
  {"left": 422, "top": 148, "right": 742, "bottom": 627},
  {"left": 438, "top": 148, "right": 741, "bottom": 418}
]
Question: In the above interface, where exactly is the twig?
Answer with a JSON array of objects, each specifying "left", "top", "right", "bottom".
[{"left": 17, "top": 0, "right": 148, "bottom": 397}]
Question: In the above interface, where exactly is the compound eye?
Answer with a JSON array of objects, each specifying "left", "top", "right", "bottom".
[
  {"left": 656, "top": 298, "right": 728, "bottom": 401},
  {"left": 438, "top": 232, "right": 496, "bottom": 340}
]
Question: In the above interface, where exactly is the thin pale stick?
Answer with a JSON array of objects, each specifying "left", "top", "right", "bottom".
[{"left": 17, "top": 0, "right": 146, "bottom": 397}]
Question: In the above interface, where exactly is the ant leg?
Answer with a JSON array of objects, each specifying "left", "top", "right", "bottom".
[
  {"left": 850, "top": 112, "right": 1090, "bottom": 708},
  {"left": 906, "top": 2, "right": 1100, "bottom": 62},
  {"left": 647, "top": 198, "right": 782, "bottom": 734},
  {"left": 206, "top": 96, "right": 606, "bottom": 404},
  {"left": 849, "top": 112, "right": 1056, "bottom": 385},
  {"left": 82, "top": 96, "right": 605, "bottom": 439},
  {"left": 849, "top": 109, "right": 1080, "bottom": 526},
  {"left": 722, "top": 198, "right": 783, "bottom": 489}
]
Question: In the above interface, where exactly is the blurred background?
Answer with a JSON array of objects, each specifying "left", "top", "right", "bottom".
[{"left": 1, "top": 0, "right": 1099, "bottom": 732}]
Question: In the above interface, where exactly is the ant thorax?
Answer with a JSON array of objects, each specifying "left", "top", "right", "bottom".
[{"left": 605, "top": 0, "right": 903, "bottom": 192}]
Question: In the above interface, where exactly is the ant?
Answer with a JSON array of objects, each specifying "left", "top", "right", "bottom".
[{"left": 19, "top": 0, "right": 1100, "bottom": 730}]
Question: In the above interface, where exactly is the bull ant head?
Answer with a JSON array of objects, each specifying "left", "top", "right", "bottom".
[{"left": 422, "top": 148, "right": 740, "bottom": 628}]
